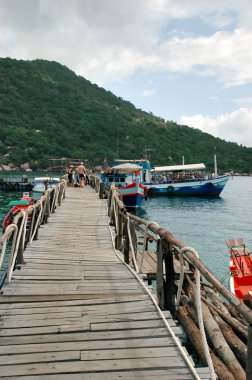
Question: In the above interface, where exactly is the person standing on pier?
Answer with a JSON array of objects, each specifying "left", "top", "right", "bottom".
[
  {"left": 77, "top": 162, "right": 86, "bottom": 188},
  {"left": 66, "top": 165, "right": 74, "bottom": 187}
]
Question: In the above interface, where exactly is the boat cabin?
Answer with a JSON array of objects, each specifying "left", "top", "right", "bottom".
[
  {"left": 101, "top": 162, "right": 144, "bottom": 189},
  {"left": 150, "top": 163, "right": 207, "bottom": 184}
]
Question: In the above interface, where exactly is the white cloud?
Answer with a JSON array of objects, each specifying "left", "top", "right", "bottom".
[
  {"left": 179, "top": 108, "right": 252, "bottom": 147},
  {"left": 1, "top": 0, "right": 252, "bottom": 87},
  {"left": 142, "top": 89, "right": 156, "bottom": 97}
]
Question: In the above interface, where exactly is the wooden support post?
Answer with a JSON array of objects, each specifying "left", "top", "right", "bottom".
[
  {"left": 50, "top": 190, "right": 55, "bottom": 213},
  {"left": 58, "top": 185, "right": 63, "bottom": 206},
  {"left": 247, "top": 324, "right": 252, "bottom": 380},
  {"left": 16, "top": 217, "right": 25, "bottom": 265},
  {"left": 107, "top": 190, "right": 112, "bottom": 217},
  {"left": 123, "top": 221, "right": 130, "bottom": 264},
  {"left": 33, "top": 208, "right": 40, "bottom": 241},
  {"left": 99, "top": 182, "right": 105, "bottom": 199},
  {"left": 43, "top": 194, "right": 50, "bottom": 223},
  {"left": 157, "top": 239, "right": 165, "bottom": 310},
  {"left": 115, "top": 211, "right": 123, "bottom": 250},
  {"left": 163, "top": 240, "right": 176, "bottom": 315}
]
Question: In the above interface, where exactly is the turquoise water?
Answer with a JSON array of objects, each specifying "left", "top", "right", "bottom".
[
  {"left": 1, "top": 175, "right": 251, "bottom": 283},
  {"left": 139, "top": 176, "right": 252, "bottom": 282}
]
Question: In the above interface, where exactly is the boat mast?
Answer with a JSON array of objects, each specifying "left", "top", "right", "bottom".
[{"left": 214, "top": 154, "right": 218, "bottom": 178}]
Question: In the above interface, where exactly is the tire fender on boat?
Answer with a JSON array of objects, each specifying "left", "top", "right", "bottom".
[{"left": 167, "top": 185, "right": 174, "bottom": 193}]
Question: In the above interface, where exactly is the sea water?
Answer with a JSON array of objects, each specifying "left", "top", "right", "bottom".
[{"left": 138, "top": 176, "right": 252, "bottom": 283}]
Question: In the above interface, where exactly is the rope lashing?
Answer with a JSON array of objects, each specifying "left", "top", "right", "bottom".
[
  {"left": 126, "top": 216, "right": 139, "bottom": 273},
  {"left": 8, "top": 211, "right": 27, "bottom": 282},
  {"left": 138, "top": 220, "right": 158, "bottom": 273}
]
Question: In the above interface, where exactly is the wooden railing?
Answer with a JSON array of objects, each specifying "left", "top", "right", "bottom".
[
  {"left": 90, "top": 174, "right": 252, "bottom": 380},
  {"left": 0, "top": 177, "right": 67, "bottom": 288}
]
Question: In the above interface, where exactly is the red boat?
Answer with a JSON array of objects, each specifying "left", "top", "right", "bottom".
[
  {"left": 2, "top": 194, "right": 34, "bottom": 231},
  {"left": 226, "top": 238, "right": 252, "bottom": 305}
]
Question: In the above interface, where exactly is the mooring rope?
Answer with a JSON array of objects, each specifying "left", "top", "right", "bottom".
[
  {"left": 126, "top": 216, "right": 139, "bottom": 273},
  {"left": 8, "top": 211, "right": 27, "bottom": 282},
  {"left": 138, "top": 220, "right": 158, "bottom": 274},
  {"left": 0, "top": 224, "right": 17, "bottom": 272},
  {"left": 29, "top": 199, "right": 44, "bottom": 244},
  {"left": 176, "top": 248, "right": 185, "bottom": 308}
]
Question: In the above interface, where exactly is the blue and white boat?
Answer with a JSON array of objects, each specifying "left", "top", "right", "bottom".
[
  {"left": 143, "top": 162, "right": 229, "bottom": 196},
  {"left": 33, "top": 177, "right": 60, "bottom": 193},
  {"left": 101, "top": 162, "right": 148, "bottom": 208}
]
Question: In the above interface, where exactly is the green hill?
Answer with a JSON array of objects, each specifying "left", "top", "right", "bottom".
[{"left": 0, "top": 57, "right": 251, "bottom": 173}]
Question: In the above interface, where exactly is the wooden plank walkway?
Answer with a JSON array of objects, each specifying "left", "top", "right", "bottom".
[{"left": 0, "top": 187, "right": 210, "bottom": 379}]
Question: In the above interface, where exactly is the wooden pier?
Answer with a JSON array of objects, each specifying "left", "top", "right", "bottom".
[{"left": 0, "top": 187, "right": 211, "bottom": 379}]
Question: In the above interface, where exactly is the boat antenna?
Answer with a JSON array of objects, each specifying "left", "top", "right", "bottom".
[
  {"left": 143, "top": 147, "right": 155, "bottom": 161},
  {"left": 213, "top": 148, "right": 218, "bottom": 178}
]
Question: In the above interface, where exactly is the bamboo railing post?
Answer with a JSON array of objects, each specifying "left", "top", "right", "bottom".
[
  {"left": 115, "top": 210, "right": 123, "bottom": 250},
  {"left": 123, "top": 220, "right": 130, "bottom": 264},
  {"left": 109, "top": 198, "right": 115, "bottom": 226},
  {"left": 163, "top": 240, "right": 176, "bottom": 314},
  {"left": 50, "top": 189, "right": 55, "bottom": 213},
  {"left": 33, "top": 207, "right": 40, "bottom": 241},
  {"left": 107, "top": 189, "right": 112, "bottom": 217},
  {"left": 44, "top": 193, "right": 51, "bottom": 223},
  {"left": 99, "top": 181, "right": 105, "bottom": 199},
  {"left": 157, "top": 238, "right": 165, "bottom": 310},
  {"left": 247, "top": 324, "right": 252, "bottom": 380},
  {"left": 16, "top": 216, "right": 25, "bottom": 265}
]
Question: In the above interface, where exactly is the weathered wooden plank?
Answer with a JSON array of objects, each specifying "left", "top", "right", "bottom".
[
  {"left": 0, "top": 327, "right": 169, "bottom": 346},
  {"left": 0, "top": 357, "right": 189, "bottom": 377},
  {"left": 2, "top": 289, "right": 144, "bottom": 296},
  {"left": 0, "top": 322, "right": 90, "bottom": 336},
  {"left": 90, "top": 320, "right": 169, "bottom": 331},
  {"left": 1, "top": 311, "right": 176, "bottom": 329},
  {"left": 0, "top": 350, "right": 80, "bottom": 365},
  {"left": 0, "top": 337, "right": 174, "bottom": 355},
  {"left": 0, "top": 371, "right": 210, "bottom": 380},
  {"left": 0, "top": 304, "right": 158, "bottom": 318},
  {"left": 0, "top": 294, "right": 149, "bottom": 306},
  {"left": 81, "top": 346, "right": 181, "bottom": 361}
]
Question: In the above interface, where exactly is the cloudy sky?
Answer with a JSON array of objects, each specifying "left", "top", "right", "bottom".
[{"left": 1, "top": 0, "right": 252, "bottom": 147}]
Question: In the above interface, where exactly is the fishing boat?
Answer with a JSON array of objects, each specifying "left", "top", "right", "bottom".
[
  {"left": 101, "top": 162, "right": 147, "bottom": 208},
  {"left": 2, "top": 194, "right": 34, "bottom": 231},
  {"left": 32, "top": 177, "right": 60, "bottom": 193},
  {"left": 226, "top": 238, "right": 252, "bottom": 305},
  {"left": 143, "top": 160, "right": 229, "bottom": 196}
]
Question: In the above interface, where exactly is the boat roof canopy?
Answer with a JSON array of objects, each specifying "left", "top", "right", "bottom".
[
  {"left": 114, "top": 159, "right": 149, "bottom": 163},
  {"left": 110, "top": 163, "right": 142, "bottom": 174},
  {"left": 8, "top": 200, "right": 30, "bottom": 206},
  {"left": 151, "top": 163, "right": 206, "bottom": 173},
  {"left": 34, "top": 177, "right": 60, "bottom": 181}
]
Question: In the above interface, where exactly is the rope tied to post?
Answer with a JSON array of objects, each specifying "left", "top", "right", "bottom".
[
  {"left": 126, "top": 216, "right": 139, "bottom": 273},
  {"left": 138, "top": 220, "right": 158, "bottom": 274}
]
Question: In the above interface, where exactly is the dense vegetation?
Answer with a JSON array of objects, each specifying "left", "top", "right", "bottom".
[{"left": 0, "top": 57, "right": 251, "bottom": 173}]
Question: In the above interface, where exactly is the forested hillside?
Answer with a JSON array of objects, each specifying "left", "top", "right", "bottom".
[{"left": 0, "top": 57, "right": 251, "bottom": 172}]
